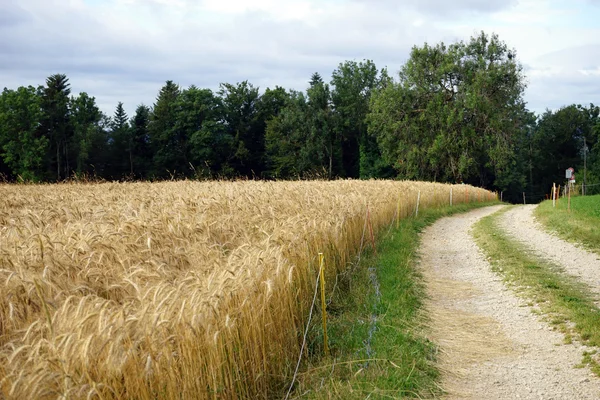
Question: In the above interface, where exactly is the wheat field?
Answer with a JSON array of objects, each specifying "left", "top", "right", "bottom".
[{"left": 0, "top": 180, "right": 494, "bottom": 399}]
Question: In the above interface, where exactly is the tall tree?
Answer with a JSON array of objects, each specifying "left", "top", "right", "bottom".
[
  {"left": 108, "top": 101, "right": 131, "bottom": 177},
  {"left": 331, "top": 60, "right": 392, "bottom": 178},
  {"left": 265, "top": 91, "right": 312, "bottom": 178},
  {"left": 149, "top": 81, "right": 181, "bottom": 178},
  {"left": 530, "top": 104, "right": 599, "bottom": 197},
  {"left": 0, "top": 86, "right": 47, "bottom": 181},
  {"left": 589, "top": 108, "right": 600, "bottom": 188},
  {"left": 218, "top": 81, "right": 262, "bottom": 177},
  {"left": 368, "top": 32, "right": 526, "bottom": 188},
  {"left": 307, "top": 72, "right": 339, "bottom": 179},
  {"left": 70, "top": 92, "right": 106, "bottom": 176},
  {"left": 130, "top": 104, "right": 152, "bottom": 179},
  {"left": 176, "top": 86, "right": 230, "bottom": 177},
  {"left": 41, "top": 74, "right": 72, "bottom": 180}
]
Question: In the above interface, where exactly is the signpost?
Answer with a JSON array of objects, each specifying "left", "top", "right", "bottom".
[{"left": 566, "top": 167, "right": 574, "bottom": 180}]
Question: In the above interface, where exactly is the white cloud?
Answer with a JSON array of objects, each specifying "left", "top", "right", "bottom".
[{"left": 0, "top": 0, "right": 598, "bottom": 116}]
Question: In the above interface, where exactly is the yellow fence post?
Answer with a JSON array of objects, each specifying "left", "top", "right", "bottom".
[{"left": 318, "top": 253, "right": 329, "bottom": 356}]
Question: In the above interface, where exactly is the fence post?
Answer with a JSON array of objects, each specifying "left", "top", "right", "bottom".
[
  {"left": 318, "top": 253, "right": 329, "bottom": 356},
  {"left": 552, "top": 183, "right": 556, "bottom": 208},
  {"left": 450, "top": 187, "right": 453, "bottom": 207},
  {"left": 416, "top": 191, "right": 421, "bottom": 217},
  {"left": 523, "top": 192, "right": 526, "bottom": 205}
]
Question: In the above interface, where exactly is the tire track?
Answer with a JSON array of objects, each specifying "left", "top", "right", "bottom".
[{"left": 498, "top": 205, "right": 600, "bottom": 298}]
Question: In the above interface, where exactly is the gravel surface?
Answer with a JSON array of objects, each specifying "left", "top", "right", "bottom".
[
  {"left": 499, "top": 205, "right": 600, "bottom": 297},
  {"left": 419, "top": 206, "right": 600, "bottom": 399}
]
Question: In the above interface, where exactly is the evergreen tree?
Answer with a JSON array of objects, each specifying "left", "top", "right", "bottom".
[
  {"left": 70, "top": 92, "right": 106, "bottom": 177},
  {"left": 218, "top": 81, "right": 262, "bottom": 177},
  {"left": 149, "top": 81, "right": 181, "bottom": 178},
  {"left": 331, "top": 60, "right": 392, "bottom": 178},
  {"left": 307, "top": 72, "right": 339, "bottom": 179},
  {"left": 265, "top": 91, "right": 311, "bottom": 177},
  {"left": 41, "top": 74, "right": 72, "bottom": 180},
  {"left": 130, "top": 104, "right": 152, "bottom": 179},
  {"left": 108, "top": 101, "right": 131, "bottom": 178},
  {"left": 176, "top": 86, "right": 229, "bottom": 177}
]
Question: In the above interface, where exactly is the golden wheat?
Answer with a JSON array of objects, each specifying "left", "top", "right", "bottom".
[{"left": 0, "top": 180, "right": 493, "bottom": 399}]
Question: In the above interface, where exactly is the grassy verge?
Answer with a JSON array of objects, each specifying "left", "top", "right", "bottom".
[
  {"left": 535, "top": 194, "right": 600, "bottom": 253},
  {"left": 289, "top": 201, "right": 499, "bottom": 399},
  {"left": 473, "top": 207, "right": 600, "bottom": 374}
]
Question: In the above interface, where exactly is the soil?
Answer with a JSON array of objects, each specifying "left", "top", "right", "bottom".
[{"left": 419, "top": 206, "right": 600, "bottom": 399}]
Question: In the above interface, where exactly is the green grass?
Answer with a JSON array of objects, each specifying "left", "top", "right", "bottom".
[
  {"left": 535, "top": 194, "right": 600, "bottom": 253},
  {"left": 473, "top": 207, "right": 600, "bottom": 373},
  {"left": 290, "top": 201, "right": 499, "bottom": 399}
]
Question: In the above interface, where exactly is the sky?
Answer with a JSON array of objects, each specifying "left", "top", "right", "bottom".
[{"left": 1, "top": 0, "right": 599, "bottom": 117}]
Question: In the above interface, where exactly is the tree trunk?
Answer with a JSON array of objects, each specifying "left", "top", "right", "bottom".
[
  {"left": 56, "top": 142, "right": 60, "bottom": 181},
  {"left": 328, "top": 142, "right": 333, "bottom": 180}
]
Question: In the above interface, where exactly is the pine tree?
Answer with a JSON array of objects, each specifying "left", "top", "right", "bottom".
[
  {"left": 149, "top": 81, "right": 181, "bottom": 178},
  {"left": 41, "top": 74, "right": 72, "bottom": 180},
  {"left": 130, "top": 104, "right": 152, "bottom": 178}
]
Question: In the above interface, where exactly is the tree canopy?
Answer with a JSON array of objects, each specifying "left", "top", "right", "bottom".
[{"left": 1, "top": 31, "right": 599, "bottom": 203}]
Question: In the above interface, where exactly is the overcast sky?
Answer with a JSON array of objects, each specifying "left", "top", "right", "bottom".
[{"left": 1, "top": 0, "right": 599, "bottom": 117}]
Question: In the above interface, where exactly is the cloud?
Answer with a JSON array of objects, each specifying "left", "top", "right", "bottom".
[
  {"left": 352, "top": 0, "right": 518, "bottom": 17},
  {"left": 0, "top": 0, "right": 598, "bottom": 117}
]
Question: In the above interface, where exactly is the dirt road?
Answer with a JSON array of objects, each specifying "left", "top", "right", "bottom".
[
  {"left": 499, "top": 205, "right": 600, "bottom": 297},
  {"left": 420, "top": 206, "right": 600, "bottom": 399}
]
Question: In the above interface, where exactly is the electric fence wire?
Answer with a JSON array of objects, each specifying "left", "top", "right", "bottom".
[
  {"left": 286, "top": 207, "right": 372, "bottom": 399},
  {"left": 285, "top": 265, "right": 322, "bottom": 400}
]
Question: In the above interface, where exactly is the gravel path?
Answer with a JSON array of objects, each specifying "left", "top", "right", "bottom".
[
  {"left": 420, "top": 206, "right": 600, "bottom": 399},
  {"left": 499, "top": 205, "right": 600, "bottom": 297}
]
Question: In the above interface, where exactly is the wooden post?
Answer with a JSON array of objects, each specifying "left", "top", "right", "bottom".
[
  {"left": 318, "top": 253, "right": 329, "bottom": 356},
  {"left": 523, "top": 192, "right": 526, "bottom": 205},
  {"left": 416, "top": 191, "right": 421, "bottom": 217},
  {"left": 501, "top": 191, "right": 503, "bottom": 202},
  {"left": 450, "top": 187, "right": 453, "bottom": 207},
  {"left": 552, "top": 183, "right": 556, "bottom": 208}
]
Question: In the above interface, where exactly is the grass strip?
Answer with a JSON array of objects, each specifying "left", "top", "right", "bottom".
[
  {"left": 535, "top": 194, "right": 600, "bottom": 253},
  {"left": 473, "top": 206, "right": 600, "bottom": 374},
  {"left": 291, "top": 201, "right": 498, "bottom": 399}
]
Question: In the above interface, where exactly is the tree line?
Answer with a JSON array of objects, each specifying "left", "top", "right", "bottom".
[{"left": 1, "top": 31, "right": 599, "bottom": 201}]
